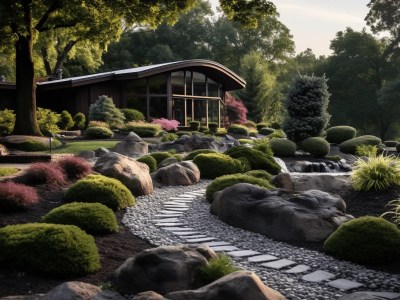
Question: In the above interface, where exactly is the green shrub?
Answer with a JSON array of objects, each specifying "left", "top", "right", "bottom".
[
  {"left": 0, "top": 167, "right": 18, "bottom": 177},
  {"left": 123, "top": 122, "right": 162, "bottom": 137},
  {"left": 172, "top": 153, "right": 183, "bottom": 161},
  {"left": 42, "top": 202, "right": 118, "bottom": 235},
  {"left": 206, "top": 173, "right": 274, "bottom": 203},
  {"left": 268, "top": 129, "right": 285, "bottom": 139},
  {"left": 248, "top": 129, "right": 258, "bottom": 137},
  {"left": 300, "top": 137, "right": 330, "bottom": 158},
  {"left": 324, "top": 216, "right": 400, "bottom": 265},
  {"left": 176, "top": 131, "right": 192, "bottom": 137},
  {"left": 195, "top": 254, "right": 239, "bottom": 288},
  {"left": 0, "top": 109, "right": 15, "bottom": 135},
  {"left": 245, "top": 170, "right": 273, "bottom": 181},
  {"left": 199, "top": 125, "right": 209, "bottom": 133},
  {"left": 339, "top": 135, "right": 382, "bottom": 155},
  {"left": 259, "top": 127, "right": 274, "bottom": 136},
  {"left": 137, "top": 155, "right": 157, "bottom": 172},
  {"left": 189, "top": 121, "right": 200, "bottom": 131},
  {"left": 0, "top": 223, "right": 100, "bottom": 277},
  {"left": 184, "top": 149, "right": 218, "bottom": 161},
  {"left": 88, "top": 120, "right": 110, "bottom": 128},
  {"left": 11, "top": 139, "right": 50, "bottom": 152},
  {"left": 58, "top": 110, "right": 74, "bottom": 130},
  {"left": 246, "top": 121, "right": 257, "bottom": 129},
  {"left": 227, "top": 124, "right": 249, "bottom": 136},
  {"left": 88, "top": 95, "right": 125, "bottom": 128},
  {"left": 350, "top": 155, "right": 400, "bottom": 191},
  {"left": 238, "top": 138, "right": 254, "bottom": 145},
  {"left": 215, "top": 128, "right": 227, "bottom": 136},
  {"left": 84, "top": 126, "right": 114, "bottom": 139},
  {"left": 36, "top": 107, "right": 60, "bottom": 136},
  {"left": 384, "top": 140, "right": 398, "bottom": 147},
  {"left": 120, "top": 108, "right": 145, "bottom": 122},
  {"left": 269, "top": 138, "right": 296, "bottom": 157},
  {"left": 325, "top": 126, "right": 357, "bottom": 144},
  {"left": 161, "top": 132, "right": 178, "bottom": 142},
  {"left": 256, "top": 123, "right": 268, "bottom": 131},
  {"left": 252, "top": 138, "right": 273, "bottom": 156},
  {"left": 193, "top": 153, "right": 247, "bottom": 179},
  {"left": 73, "top": 112, "right": 86, "bottom": 130},
  {"left": 64, "top": 174, "right": 135, "bottom": 210},
  {"left": 224, "top": 146, "right": 281, "bottom": 174},
  {"left": 355, "top": 145, "right": 377, "bottom": 157},
  {"left": 150, "top": 152, "right": 173, "bottom": 166},
  {"left": 270, "top": 122, "right": 281, "bottom": 129},
  {"left": 208, "top": 122, "right": 219, "bottom": 133}
]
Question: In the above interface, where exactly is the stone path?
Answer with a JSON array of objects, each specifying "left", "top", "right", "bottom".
[{"left": 151, "top": 189, "right": 400, "bottom": 300}]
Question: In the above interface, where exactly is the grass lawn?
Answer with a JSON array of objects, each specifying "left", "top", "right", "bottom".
[
  {"left": 51, "top": 140, "right": 119, "bottom": 154},
  {"left": 0, "top": 167, "right": 19, "bottom": 177}
]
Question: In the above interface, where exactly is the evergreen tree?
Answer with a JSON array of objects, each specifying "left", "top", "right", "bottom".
[
  {"left": 58, "top": 110, "right": 74, "bottom": 130},
  {"left": 283, "top": 75, "right": 331, "bottom": 143},
  {"left": 88, "top": 95, "right": 125, "bottom": 129}
]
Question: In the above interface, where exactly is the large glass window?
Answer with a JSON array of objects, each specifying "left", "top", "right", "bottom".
[
  {"left": 185, "top": 71, "right": 192, "bottom": 95},
  {"left": 208, "top": 99, "right": 219, "bottom": 123},
  {"left": 208, "top": 78, "right": 219, "bottom": 97},
  {"left": 172, "top": 71, "right": 185, "bottom": 94},
  {"left": 186, "top": 99, "right": 193, "bottom": 122},
  {"left": 150, "top": 96, "right": 167, "bottom": 119},
  {"left": 127, "top": 96, "right": 147, "bottom": 116},
  {"left": 193, "top": 72, "right": 206, "bottom": 96},
  {"left": 149, "top": 74, "right": 167, "bottom": 94},
  {"left": 173, "top": 98, "right": 185, "bottom": 126},
  {"left": 194, "top": 99, "right": 207, "bottom": 124}
]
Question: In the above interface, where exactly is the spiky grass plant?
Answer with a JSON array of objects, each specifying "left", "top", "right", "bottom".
[
  {"left": 382, "top": 199, "right": 400, "bottom": 226},
  {"left": 350, "top": 155, "right": 400, "bottom": 191}
]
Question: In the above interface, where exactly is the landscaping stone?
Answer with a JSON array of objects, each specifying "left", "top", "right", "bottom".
[
  {"left": 152, "top": 218, "right": 180, "bottom": 223},
  {"left": 0, "top": 144, "right": 9, "bottom": 156},
  {"left": 248, "top": 254, "right": 278, "bottom": 263},
  {"left": 153, "top": 161, "right": 200, "bottom": 186},
  {"left": 158, "top": 210, "right": 185, "bottom": 215},
  {"left": 163, "top": 207, "right": 189, "bottom": 211},
  {"left": 162, "top": 227, "right": 194, "bottom": 231},
  {"left": 94, "top": 152, "right": 153, "bottom": 196},
  {"left": 113, "top": 132, "right": 148, "bottom": 157},
  {"left": 261, "top": 259, "right": 296, "bottom": 270},
  {"left": 327, "top": 279, "right": 364, "bottom": 291},
  {"left": 155, "top": 222, "right": 186, "bottom": 227},
  {"left": 284, "top": 265, "right": 311, "bottom": 274},
  {"left": 154, "top": 214, "right": 183, "bottom": 218},
  {"left": 211, "top": 183, "right": 353, "bottom": 242},
  {"left": 77, "top": 150, "right": 96, "bottom": 159},
  {"left": 210, "top": 245, "right": 239, "bottom": 252},
  {"left": 172, "top": 231, "right": 201, "bottom": 236},
  {"left": 132, "top": 291, "right": 170, "bottom": 300},
  {"left": 158, "top": 157, "right": 179, "bottom": 169},
  {"left": 227, "top": 250, "right": 261, "bottom": 257},
  {"left": 0, "top": 296, "right": 44, "bottom": 300},
  {"left": 114, "top": 245, "right": 217, "bottom": 295},
  {"left": 165, "top": 271, "right": 285, "bottom": 300},
  {"left": 337, "top": 292, "right": 400, "bottom": 300},
  {"left": 204, "top": 241, "right": 231, "bottom": 247},
  {"left": 302, "top": 270, "right": 335, "bottom": 282},
  {"left": 185, "top": 237, "right": 216, "bottom": 243}
]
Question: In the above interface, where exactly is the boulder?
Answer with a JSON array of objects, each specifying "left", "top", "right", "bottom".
[
  {"left": 113, "top": 132, "right": 148, "bottom": 157},
  {"left": 114, "top": 245, "right": 217, "bottom": 295},
  {"left": 211, "top": 183, "right": 353, "bottom": 242},
  {"left": 158, "top": 157, "right": 179, "bottom": 169},
  {"left": 273, "top": 173, "right": 351, "bottom": 193},
  {"left": 166, "top": 271, "right": 285, "bottom": 300},
  {"left": 0, "top": 144, "right": 9, "bottom": 156},
  {"left": 94, "top": 152, "right": 153, "bottom": 196},
  {"left": 77, "top": 150, "right": 96, "bottom": 160},
  {"left": 95, "top": 147, "right": 110, "bottom": 157},
  {"left": 153, "top": 161, "right": 200, "bottom": 186},
  {"left": 132, "top": 291, "right": 170, "bottom": 300}
]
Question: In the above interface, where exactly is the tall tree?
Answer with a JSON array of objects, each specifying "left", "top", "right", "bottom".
[{"left": 0, "top": 0, "right": 276, "bottom": 135}]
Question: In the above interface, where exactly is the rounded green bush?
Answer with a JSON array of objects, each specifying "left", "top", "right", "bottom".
[
  {"left": 84, "top": 126, "right": 114, "bottom": 139},
  {"left": 325, "top": 126, "right": 357, "bottom": 144},
  {"left": 206, "top": 173, "right": 274, "bottom": 203},
  {"left": 64, "top": 174, "right": 135, "bottom": 210},
  {"left": 245, "top": 170, "right": 273, "bottom": 181},
  {"left": 189, "top": 121, "right": 200, "bottom": 131},
  {"left": 137, "top": 155, "right": 157, "bottom": 172},
  {"left": 150, "top": 152, "right": 173, "bottom": 166},
  {"left": 42, "top": 202, "right": 118, "bottom": 235},
  {"left": 269, "top": 138, "right": 296, "bottom": 157},
  {"left": 193, "top": 153, "right": 247, "bottom": 179},
  {"left": 184, "top": 149, "right": 218, "bottom": 161},
  {"left": 300, "top": 137, "right": 330, "bottom": 158},
  {"left": 339, "top": 135, "right": 382, "bottom": 155},
  {"left": 268, "top": 129, "right": 285, "bottom": 139},
  {"left": 161, "top": 133, "right": 178, "bottom": 142},
  {"left": 208, "top": 122, "right": 219, "bottom": 133},
  {"left": 73, "top": 112, "right": 86, "bottom": 130},
  {"left": 256, "top": 123, "right": 267, "bottom": 131},
  {"left": 259, "top": 127, "right": 275, "bottom": 136},
  {"left": 176, "top": 131, "right": 192, "bottom": 137},
  {"left": 384, "top": 140, "right": 398, "bottom": 147},
  {"left": 224, "top": 146, "right": 281, "bottom": 174},
  {"left": 0, "top": 223, "right": 100, "bottom": 277},
  {"left": 120, "top": 108, "right": 145, "bottom": 122},
  {"left": 227, "top": 124, "right": 249, "bottom": 136},
  {"left": 123, "top": 122, "right": 162, "bottom": 137},
  {"left": 324, "top": 216, "right": 400, "bottom": 265}
]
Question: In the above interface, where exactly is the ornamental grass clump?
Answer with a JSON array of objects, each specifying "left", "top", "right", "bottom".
[
  {"left": 193, "top": 153, "right": 248, "bottom": 179},
  {"left": 0, "top": 223, "right": 101, "bottom": 277},
  {"left": 324, "top": 216, "right": 400, "bottom": 265},
  {"left": 160, "top": 132, "right": 178, "bottom": 142},
  {"left": 42, "top": 202, "right": 118, "bottom": 235},
  {"left": 350, "top": 155, "right": 400, "bottom": 191},
  {"left": 64, "top": 174, "right": 135, "bottom": 210},
  {"left": 382, "top": 199, "right": 400, "bottom": 226},
  {"left": 0, "top": 182, "right": 39, "bottom": 212},
  {"left": 17, "top": 162, "right": 66, "bottom": 186},
  {"left": 56, "top": 156, "right": 92, "bottom": 180},
  {"left": 355, "top": 145, "right": 377, "bottom": 157}
]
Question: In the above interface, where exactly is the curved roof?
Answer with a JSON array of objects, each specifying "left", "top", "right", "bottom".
[{"left": 37, "top": 59, "right": 246, "bottom": 91}]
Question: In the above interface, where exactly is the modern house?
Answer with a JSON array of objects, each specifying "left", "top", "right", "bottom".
[{"left": 0, "top": 59, "right": 245, "bottom": 127}]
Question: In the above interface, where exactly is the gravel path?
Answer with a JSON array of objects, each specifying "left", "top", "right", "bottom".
[{"left": 123, "top": 181, "right": 400, "bottom": 300}]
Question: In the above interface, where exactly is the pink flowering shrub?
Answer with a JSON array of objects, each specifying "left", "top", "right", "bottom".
[
  {"left": 56, "top": 156, "right": 92, "bottom": 180},
  {"left": 18, "top": 162, "right": 66, "bottom": 186},
  {"left": 224, "top": 93, "right": 248, "bottom": 126},
  {"left": 151, "top": 118, "right": 180, "bottom": 132},
  {"left": 0, "top": 181, "right": 39, "bottom": 211}
]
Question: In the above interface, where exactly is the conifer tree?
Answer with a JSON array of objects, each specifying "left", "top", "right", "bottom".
[{"left": 88, "top": 95, "right": 125, "bottom": 129}]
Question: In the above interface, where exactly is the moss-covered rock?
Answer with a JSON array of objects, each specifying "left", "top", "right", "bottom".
[
  {"left": 193, "top": 153, "right": 247, "bottom": 179},
  {"left": 325, "top": 126, "right": 357, "bottom": 144},
  {"left": 269, "top": 138, "right": 296, "bottom": 157}
]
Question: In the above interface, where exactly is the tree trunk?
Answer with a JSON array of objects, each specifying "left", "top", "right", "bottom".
[{"left": 13, "top": 35, "right": 42, "bottom": 136}]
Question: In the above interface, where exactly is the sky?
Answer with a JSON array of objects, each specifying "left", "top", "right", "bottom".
[{"left": 210, "top": 0, "right": 371, "bottom": 56}]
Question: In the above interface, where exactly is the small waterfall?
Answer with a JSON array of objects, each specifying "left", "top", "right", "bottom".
[{"left": 273, "top": 157, "right": 290, "bottom": 173}]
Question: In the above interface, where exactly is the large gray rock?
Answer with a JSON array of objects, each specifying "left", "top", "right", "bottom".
[
  {"left": 113, "top": 132, "right": 148, "bottom": 157},
  {"left": 94, "top": 152, "right": 153, "bottom": 196},
  {"left": 153, "top": 161, "right": 200, "bottom": 186},
  {"left": 273, "top": 173, "right": 351, "bottom": 193},
  {"left": 166, "top": 271, "right": 285, "bottom": 300},
  {"left": 114, "top": 245, "right": 217, "bottom": 295},
  {"left": 132, "top": 292, "right": 170, "bottom": 300},
  {"left": 211, "top": 183, "right": 353, "bottom": 242}
]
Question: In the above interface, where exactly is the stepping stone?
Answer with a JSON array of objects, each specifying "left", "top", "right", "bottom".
[
  {"left": 248, "top": 254, "right": 278, "bottom": 263},
  {"left": 172, "top": 231, "right": 201, "bottom": 236},
  {"left": 261, "top": 259, "right": 296, "bottom": 270},
  {"left": 227, "top": 250, "right": 261, "bottom": 257},
  {"left": 159, "top": 210, "right": 184, "bottom": 214},
  {"left": 285, "top": 264, "right": 311, "bottom": 274},
  {"left": 362, "top": 292, "right": 400, "bottom": 299},
  {"left": 163, "top": 207, "right": 189, "bottom": 211},
  {"left": 154, "top": 214, "right": 183, "bottom": 218},
  {"left": 210, "top": 246, "right": 239, "bottom": 252},
  {"left": 184, "top": 235, "right": 207, "bottom": 239},
  {"left": 162, "top": 227, "right": 194, "bottom": 231},
  {"left": 164, "top": 205, "right": 189, "bottom": 208},
  {"left": 328, "top": 279, "right": 364, "bottom": 291},
  {"left": 155, "top": 222, "right": 186, "bottom": 227},
  {"left": 177, "top": 194, "right": 196, "bottom": 198},
  {"left": 186, "top": 192, "right": 204, "bottom": 196},
  {"left": 204, "top": 241, "right": 231, "bottom": 247},
  {"left": 302, "top": 270, "right": 335, "bottom": 283},
  {"left": 169, "top": 198, "right": 194, "bottom": 201},
  {"left": 164, "top": 201, "right": 190, "bottom": 206},
  {"left": 186, "top": 237, "right": 216, "bottom": 243},
  {"left": 152, "top": 218, "right": 180, "bottom": 223}
]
